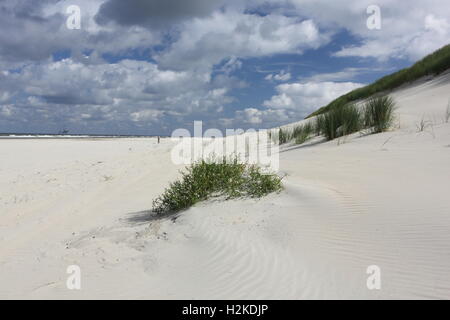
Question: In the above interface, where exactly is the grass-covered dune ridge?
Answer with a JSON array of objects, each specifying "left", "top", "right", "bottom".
[
  {"left": 152, "top": 157, "right": 283, "bottom": 215},
  {"left": 307, "top": 44, "right": 450, "bottom": 118}
]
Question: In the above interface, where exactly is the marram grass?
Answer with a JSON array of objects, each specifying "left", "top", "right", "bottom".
[
  {"left": 315, "top": 103, "right": 362, "bottom": 141},
  {"left": 277, "top": 96, "right": 396, "bottom": 144},
  {"left": 364, "top": 96, "right": 396, "bottom": 133},
  {"left": 292, "top": 122, "right": 314, "bottom": 145}
]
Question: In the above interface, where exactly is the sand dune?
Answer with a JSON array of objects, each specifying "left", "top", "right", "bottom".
[{"left": 1, "top": 72, "right": 450, "bottom": 299}]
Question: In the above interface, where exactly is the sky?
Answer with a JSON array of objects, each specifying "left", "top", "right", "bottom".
[{"left": 0, "top": 0, "right": 449, "bottom": 135}]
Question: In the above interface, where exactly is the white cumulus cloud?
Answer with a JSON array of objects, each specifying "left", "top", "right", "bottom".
[{"left": 263, "top": 81, "right": 364, "bottom": 116}]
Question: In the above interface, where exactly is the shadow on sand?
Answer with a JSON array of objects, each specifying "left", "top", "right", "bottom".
[
  {"left": 124, "top": 210, "right": 180, "bottom": 225},
  {"left": 279, "top": 138, "right": 325, "bottom": 154}
]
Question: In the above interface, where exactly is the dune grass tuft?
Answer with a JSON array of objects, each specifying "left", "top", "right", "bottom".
[
  {"left": 316, "top": 103, "right": 362, "bottom": 141},
  {"left": 152, "top": 157, "right": 283, "bottom": 215},
  {"left": 364, "top": 96, "right": 396, "bottom": 133},
  {"left": 278, "top": 128, "right": 290, "bottom": 145},
  {"left": 292, "top": 122, "right": 314, "bottom": 145}
]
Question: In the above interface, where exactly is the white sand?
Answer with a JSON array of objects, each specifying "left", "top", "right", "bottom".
[{"left": 1, "top": 73, "right": 450, "bottom": 299}]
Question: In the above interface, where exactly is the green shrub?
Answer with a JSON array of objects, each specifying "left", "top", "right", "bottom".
[
  {"left": 152, "top": 157, "right": 283, "bottom": 215},
  {"left": 364, "top": 96, "right": 396, "bottom": 133},
  {"left": 316, "top": 103, "right": 362, "bottom": 141}
]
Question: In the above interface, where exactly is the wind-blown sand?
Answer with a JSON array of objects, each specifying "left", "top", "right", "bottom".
[{"left": 1, "top": 73, "right": 450, "bottom": 299}]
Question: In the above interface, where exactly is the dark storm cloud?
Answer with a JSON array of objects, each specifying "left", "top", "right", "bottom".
[
  {"left": 95, "top": 0, "right": 226, "bottom": 28},
  {"left": 0, "top": 0, "right": 162, "bottom": 68},
  {"left": 0, "top": 0, "right": 66, "bottom": 64}
]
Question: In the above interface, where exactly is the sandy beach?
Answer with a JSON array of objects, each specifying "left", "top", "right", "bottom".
[{"left": 1, "top": 72, "right": 450, "bottom": 299}]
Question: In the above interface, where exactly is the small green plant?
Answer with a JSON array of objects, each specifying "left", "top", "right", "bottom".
[
  {"left": 364, "top": 96, "right": 396, "bottom": 133},
  {"left": 316, "top": 103, "right": 362, "bottom": 141},
  {"left": 152, "top": 157, "right": 283, "bottom": 215},
  {"left": 416, "top": 116, "right": 431, "bottom": 132}
]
